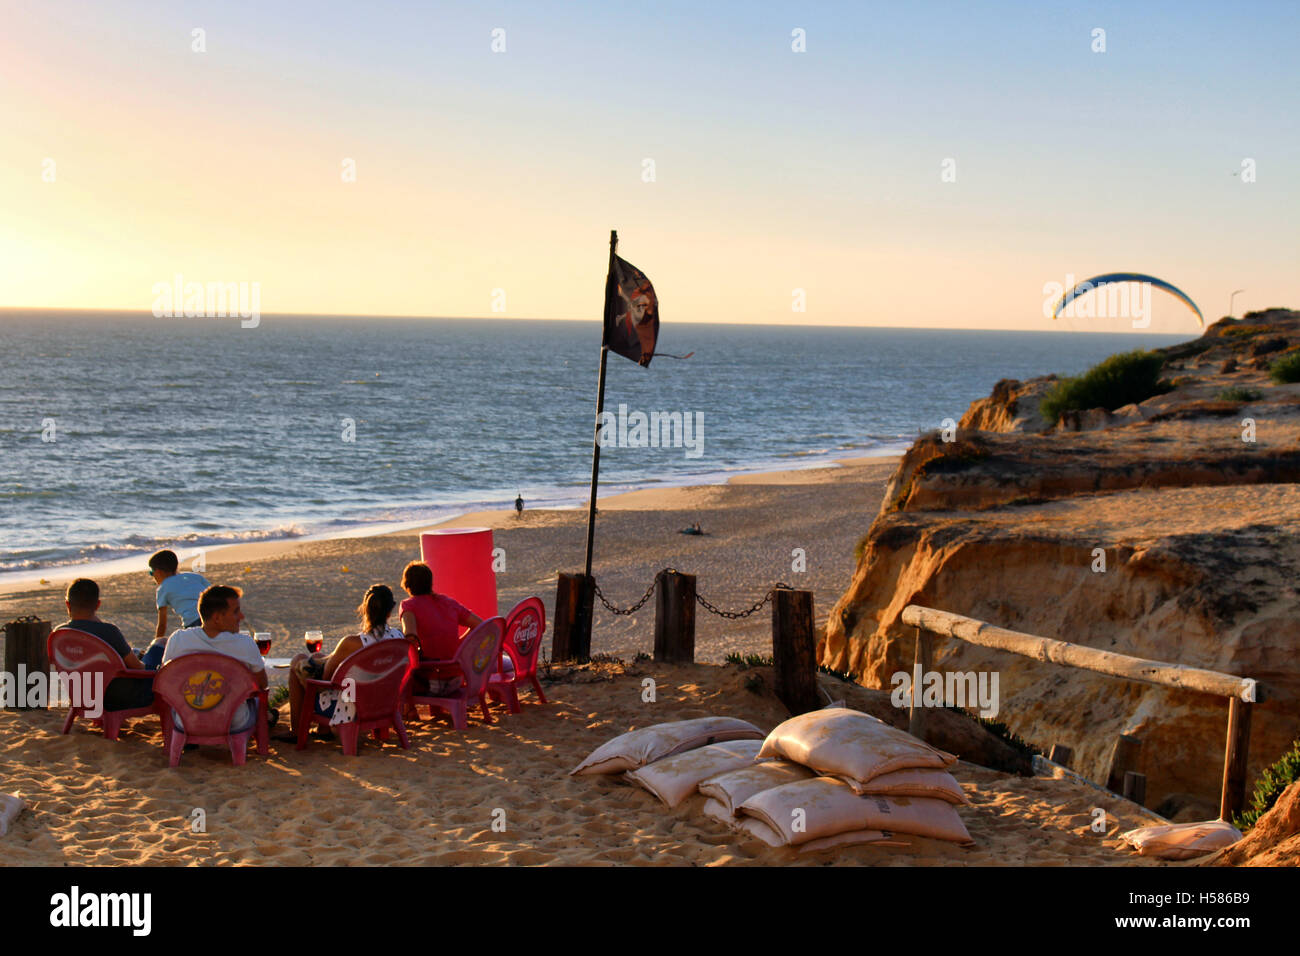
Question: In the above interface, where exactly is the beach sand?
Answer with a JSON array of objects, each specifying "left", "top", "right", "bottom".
[
  {"left": 0, "top": 457, "right": 1164, "bottom": 865},
  {"left": 0, "top": 660, "right": 1165, "bottom": 866},
  {"left": 0, "top": 456, "right": 900, "bottom": 663}
]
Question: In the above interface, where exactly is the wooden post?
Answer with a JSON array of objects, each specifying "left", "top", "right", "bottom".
[
  {"left": 1123, "top": 771, "right": 1147, "bottom": 806},
  {"left": 1105, "top": 734, "right": 1143, "bottom": 794},
  {"left": 771, "top": 588, "right": 818, "bottom": 715},
  {"left": 908, "top": 626, "right": 933, "bottom": 741},
  {"left": 1219, "top": 697, "right": 1252, "bottom": 821},
  {"left": 3, "top": 617, "right": 51, "bottom": 711},
  {"left": 551, "top": 573, "right": 593, "bottom": 662},
  {"left": 1048, "top": 744, "right": 1074, "bottom": 768},
  {"left": 653, "top": 570, "right": 695, "bottom": 663}
]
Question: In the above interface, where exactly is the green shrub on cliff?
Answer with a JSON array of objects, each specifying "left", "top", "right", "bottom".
[
  {"left": 1039, "top": 350, "right": 1171, "bottom": 424},
  {"left": 1269, "top": 351, "right": 1300, "bottom": 384},
  {"left": 1233, "top": 738, "right": 1300, "bottom": 832}
]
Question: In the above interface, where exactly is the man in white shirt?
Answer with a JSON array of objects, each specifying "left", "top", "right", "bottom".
[{"left": 161, "top": 585, "right": 267, "bottom": 733}]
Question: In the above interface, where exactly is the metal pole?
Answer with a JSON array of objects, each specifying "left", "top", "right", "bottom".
[{"left": 582, "top": 229, "right": 617, "bottom": 580}]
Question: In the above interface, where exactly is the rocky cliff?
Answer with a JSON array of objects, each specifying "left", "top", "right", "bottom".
[{"left": 823, "top": 309, "right": 1300, "bottom": 811}]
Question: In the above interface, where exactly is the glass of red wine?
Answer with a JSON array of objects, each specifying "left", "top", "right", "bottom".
[
  {"left": 255, "top": 632, "right": 272, "bottom": 656},
  {"left": 304, "top": 629, "right": 324, "bottom": 654}
]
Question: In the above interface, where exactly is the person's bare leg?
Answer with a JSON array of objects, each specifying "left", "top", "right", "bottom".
[{"left": 289, "top": 653, "right": 308, "bottom": 734}]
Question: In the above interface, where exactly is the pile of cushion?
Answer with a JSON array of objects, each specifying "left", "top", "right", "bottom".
[{"left": 571, "top": 708, "right": 975, "bottom": 851}]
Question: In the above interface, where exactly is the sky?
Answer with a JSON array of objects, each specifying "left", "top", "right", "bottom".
[{"left": 1, "top": 0, "right": 1296, "bottom": 331}]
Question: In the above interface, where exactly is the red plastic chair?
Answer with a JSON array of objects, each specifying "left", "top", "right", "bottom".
[
  {"left": 486, "top": 598, "right": 548, "bottom": 714},
  {"left": 298, "top": 640, "right": 416, "bottom": 755},
  {"left": 152, "top": 653, "right": 270, "bottom": 766},
  {"left": 409, "top": 617, "right": 504, "bottom": 729},
  {"left": 47, "top": 628, "right": 161, "bottom": 740}
]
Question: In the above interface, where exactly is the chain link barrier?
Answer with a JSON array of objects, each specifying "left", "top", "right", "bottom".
[{"left": 592, "top": 570, "right": 794, "bottom": 620}]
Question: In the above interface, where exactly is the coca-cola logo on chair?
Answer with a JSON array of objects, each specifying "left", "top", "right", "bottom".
[
  {"left": 514, "top": 617, "right": 539, "bottom": 656},
  {"left": 181, "top": 671, "right": 227, "bottom": 710}
]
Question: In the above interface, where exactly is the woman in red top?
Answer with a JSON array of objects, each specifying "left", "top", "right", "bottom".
[{"left": 399, "top": 561, "right": 482, "bottom": 695}]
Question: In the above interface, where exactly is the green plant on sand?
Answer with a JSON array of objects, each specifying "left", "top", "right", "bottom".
[
  {"left": 1233, "top": 739, "right": 1300, "bottom": 832},
  {"left": 269, "top": 685, "right": 289, "bottom": 709},
  {"left": 1269, "top": 351, "right": 1300, "bottom": 385},
  {"left": 1040, "top": 350, "right": 1171, "bottom": 423},
  {"left": 1218, "top": 386, "right": 1263, "bottom": 403}
]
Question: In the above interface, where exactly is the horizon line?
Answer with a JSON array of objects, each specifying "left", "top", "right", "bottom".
[{"left": 0, "top": 306, "right": 1212, "bottom": 336}]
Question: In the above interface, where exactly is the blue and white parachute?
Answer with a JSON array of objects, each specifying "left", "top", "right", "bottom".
[{"left": 1052, "top": 272, "right": 1204, "bottom": 327}]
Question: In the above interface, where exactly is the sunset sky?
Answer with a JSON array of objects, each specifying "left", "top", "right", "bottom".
[{"left": 2, "top": 0, "right": 1296, "bottom": 331}]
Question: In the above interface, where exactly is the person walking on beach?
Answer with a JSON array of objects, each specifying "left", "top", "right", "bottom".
[
  {"left": 142, "top": 549, "right": 210, "bottom": 668},
  {"left": 160, "top": 585, "right": 267, "bottom": 734},
  {"left": 515, "top": 494, "right": 524, "bottom": 518},
  {"left": 59, "top": 578, "right": 154, "bottom": 712}
]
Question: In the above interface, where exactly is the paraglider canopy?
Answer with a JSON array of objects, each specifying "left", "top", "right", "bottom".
[{"left": 1053, "top": 272, "right": 1204, "bottom": 327}]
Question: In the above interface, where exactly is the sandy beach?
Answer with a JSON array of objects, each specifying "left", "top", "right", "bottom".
[
  {"left": 0, "top": 456, "right": 900, "bottom": 664},
  {"left": 0, "top": 456, "right": 1173, "bottom": 866}
]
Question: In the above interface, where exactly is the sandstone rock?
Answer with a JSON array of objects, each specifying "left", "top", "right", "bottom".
[
  {"left": 958, "top": 377, "right": 1056, "bottom": 434},
  {"left": 825, "top": 310, "right": 1300, "bottom": 809},
  {"left": 1206, "top": 781, "right": 1300, "bottom": 866}
]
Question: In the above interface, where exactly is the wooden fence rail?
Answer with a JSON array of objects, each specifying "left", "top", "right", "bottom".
[{"left": 900, "top": 604, "right": 1262, "bottom": 820}]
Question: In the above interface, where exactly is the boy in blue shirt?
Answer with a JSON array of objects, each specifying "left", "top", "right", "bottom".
[{"left": 140, "top": 549, "right": 210, "bottom": 669}]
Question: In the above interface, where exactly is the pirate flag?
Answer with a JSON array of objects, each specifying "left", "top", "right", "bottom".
[{"left": 603, "top": 255, "right": 658, "bottom": 367}]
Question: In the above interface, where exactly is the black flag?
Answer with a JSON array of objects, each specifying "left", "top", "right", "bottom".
[{"left": 604, "top": 255, "right": 658, "bottom": 367}]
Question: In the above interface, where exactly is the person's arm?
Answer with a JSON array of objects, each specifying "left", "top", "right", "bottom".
[
  {"left": 123, "top": 650, "right": 145, "bottom": 669},
  {"left": 460, "top": 607, "right": 483, "bottom": 630},
  {"left": 322, "top": 636, "right": 360, "bottom": 681},
  {"left": 155, "top": 607, "right": 168, "bottom": 640},
  {"left": 400, "top": 610, "right": 421, "bottom": 652},
  {"left": 246, "top": 652, "right": 269, "bottom": 690}
]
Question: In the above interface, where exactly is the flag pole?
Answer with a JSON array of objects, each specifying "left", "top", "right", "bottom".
[{"left": 573, "top": 229, "right": 617, "bottom": 656}]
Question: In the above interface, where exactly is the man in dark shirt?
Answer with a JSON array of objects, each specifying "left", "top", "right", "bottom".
[{"left": 59, "top": 578, "right": 154, "bottom": 711}]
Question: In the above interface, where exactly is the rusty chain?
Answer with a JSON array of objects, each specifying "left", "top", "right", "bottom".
[{"left": 593, "top": 571, "right": 795, "bottom": 621}]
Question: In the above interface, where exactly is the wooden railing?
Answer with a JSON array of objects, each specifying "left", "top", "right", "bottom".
[{"left": 901, "top": 604, "right": 1262, "bottom": 820}]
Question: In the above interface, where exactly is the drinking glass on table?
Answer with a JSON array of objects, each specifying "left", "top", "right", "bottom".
[
  {"left": 304, "top": 629, "right": 324, "bottom": 654},
  {"left": 255, "top": 632, "right": 272, "bottom": 656}
]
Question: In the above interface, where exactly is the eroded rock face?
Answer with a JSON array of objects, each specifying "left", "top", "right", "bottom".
[
  {"left": 958, "top": 377, "right": 1057, "bottom": 434},
  {"left": 1207, "top": 781, "right": 1300, "bottom": 867},
  {"left": 826, "top": 309, "right": 1300, "bottom": 808}
]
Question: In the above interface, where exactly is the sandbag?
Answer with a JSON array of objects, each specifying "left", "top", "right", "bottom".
[
  {"left": 571, "top": 717, "right": 765, "bottom": 776},
  {"left": 625, "top": 740, "right": 763, "bottom": 808},
  {"left": 1119, "top": 820, "right": 1243, "bottom": 860},
  {"left": 701, "top": 797, "right": 787, "bottom": 847},
  {"left": 758, "top": 708, "right": 956, "bottom": 785},
  {"left": 838, "top": 767, "right": 970, "bottom": 806},
  {"left": 0, "top": 793, "right": 25, "bottom": 836},
  {"left": 704, "top": 797, "right": 907, "bottom": 852},
  {"left": 739, "top": 776, "right": 974, "bottom": 846},
  {"left": 698, "top": 759, "right": 816, "bottom": 817},
  {"left": 798, "top": 829, "right": 909, "bottom": 853}
]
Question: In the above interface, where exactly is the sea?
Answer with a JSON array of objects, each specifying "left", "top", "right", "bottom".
[{"left": 0, "top": 311, "right": 1192, "bottom": 582}]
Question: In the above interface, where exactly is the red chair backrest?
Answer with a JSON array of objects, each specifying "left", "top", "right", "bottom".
[
  {"left": 48, "top": 628, "right": 127, "bottom": 681},
  {"left": 502, "top": 598, "right": 546, "bottom": 680},
  {"left": 453, "top": 617, "right": 505, "bottom": 698},
  {"left": 153, "top": 653, "right": 259, "bottom": 737},
  {"left": 332, "top": 640, "right": 416, "bottom": 722}
]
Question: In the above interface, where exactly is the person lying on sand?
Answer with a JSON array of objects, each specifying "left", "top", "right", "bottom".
[
  {"left": 398, "top": 561, "right": 482, "bottom": 698},
  {"left": 59, "top": 577, "right": 154, "bottom": 712},
  {"left": 680, "top": 522, "right": 704, "bottom": 535},
  {"left": 281, "top": 584, "right": 405, "bottom": 741}
]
